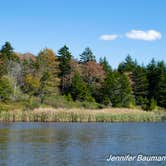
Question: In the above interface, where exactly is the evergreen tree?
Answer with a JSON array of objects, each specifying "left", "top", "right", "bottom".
[
  {"left": 118, "top": 55, "right": 137, "bottom": 72},
  {"left": 80, "top": 47, "right": 96, "bottom": 63},
  {"left": 70, "top": 72, "right": 93, "bottom": 101},
  {"left": 99, "top": 57, "right": 112, "bottom": 74},
  {"left": 157, "top": 61, "right": 166, "bottom": 107},
  {"left": 0, "top": 42, "right": 14, "bottom": 61},
  {"left": 99, "top": 71, "right": 114, "bottom": 104},
  {"left": 0, "top": 42, "right": 19, "bottom": 75},
  {"left": 158, "top": 76, "right": 166, "bottom": 108},
  {"left": 58, "top": 45, "right": 72, "bottom": 76},
  {"left": 115, "top": 73, "right": 134, "bottom": 107},
  {"left": 101, "top": 71, "right": 134, "bottom": 107},
  {"left": 132, "top": 66, "right": 149, "bottom": 106},
  {"left": 2, "top": 40, "right": 166, "bottom": 110},
  {"left": 0, "top": 52, "right": 3, "bottom": 77},
  {"left": 58, "top": 45, "right": 72, "bottom": 93},
  {"left": 147, "top": 59, "right": 160, "bottom": 100}
]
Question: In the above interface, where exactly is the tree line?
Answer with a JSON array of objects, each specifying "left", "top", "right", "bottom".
[{"left": 0, "top": 41, "right": 166, "bottom": 110}]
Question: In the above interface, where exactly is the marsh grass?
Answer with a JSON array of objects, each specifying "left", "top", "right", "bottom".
[{"left": 0, "top": 108, "right": 164, "bottom": 122}]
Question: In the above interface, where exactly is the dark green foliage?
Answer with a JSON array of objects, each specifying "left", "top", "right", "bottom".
[
  {"left": 58, "top": 45, "right": 72, "bottom": 76},
  {"left": 138, "top": 97, "right": 149, "bottom": 110},
  {"left": 101, "top": 71, "right": 134, "bottom": 107},
  {"left": 58, "top": 45, "right": 72, "bottom": 93},
  {"left": 147, "top": 60, "right": 166, "bottom": 107},
  {"left": 0, "top": 42, "right": 14, "bottom": 60},
  {"left": 147, "top": 59, "right": 159, "bottom": 100},
  {"left": 1, "top": 41, "right": 166, "bottom": 111},
  {"left": 65, "top": 93, "right": 73, "bottom": 102},
  {"left": 99, "top": 57, "right": 112, "bottom": 74},
  {"left": 118, "top": 55, "right": 137, "bottom": 72},
  {"left": 149, "top": 98, "right": 157, "bottom": 111},
  {"left": 0, "top": 42, "right": 19, "bottom": 75},
  {"left": 102, "top": 95, "right": 112, "bottom": 106},
  {"left": 113, "top": 73, "right": 134, "bottom": 107},
  {"left": 157, "top": 63, "right": 166, "bottom": 108},
  {"left": 70, "top": 72, "right": 93, "bottom": 102},
  {"left": 99, "top": 72, "right": 114, "bottom": 101},
  {"left": 0, "top": 42, "right": 19, "bottom": 63},
  {"left": 80, "top": 47, "right": 96, "bottom": 63},
  {"left": 133, "top": 66, "right": 149, "bottom": 105},
  {"left": 0, "top": 76, "right": 14, "bottom": 101}
]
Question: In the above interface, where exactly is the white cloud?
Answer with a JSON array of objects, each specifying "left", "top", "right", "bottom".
[
  {"left": 126, "top": 30, "right": 162, "bottom": 41},
  {"left": 100, "top": 34, "right": 118, "bottom": 41}
]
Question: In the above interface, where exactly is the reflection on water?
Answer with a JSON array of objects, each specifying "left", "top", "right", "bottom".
[{"left": 0, "top": 123, "right": 166, "bottom": 166}]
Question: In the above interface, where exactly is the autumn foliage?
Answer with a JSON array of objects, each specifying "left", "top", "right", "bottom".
[{"left": 0, "top": 42, "right": 166, "bottom": 110}]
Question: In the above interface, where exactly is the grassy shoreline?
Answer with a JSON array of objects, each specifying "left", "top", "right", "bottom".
[{"left": 0, "top": 108, "right": 165, "bottom": 122}]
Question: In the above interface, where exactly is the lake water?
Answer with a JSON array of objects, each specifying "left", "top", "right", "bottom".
[{"left": 0, "top": 123, "right": 166, "bottom": 166}]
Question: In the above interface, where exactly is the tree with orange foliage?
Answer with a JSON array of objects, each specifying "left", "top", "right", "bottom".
[{"left": 35, "top": 49, "right": 60, "bottom": 101}]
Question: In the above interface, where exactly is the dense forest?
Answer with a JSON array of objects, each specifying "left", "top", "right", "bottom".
[{"left": 0, "top": 41, "right": 166, "bottom": 111}]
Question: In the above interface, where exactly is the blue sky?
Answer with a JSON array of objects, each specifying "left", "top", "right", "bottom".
[{"left": 0, "top": 0, "right": 165, "bottom": 68}]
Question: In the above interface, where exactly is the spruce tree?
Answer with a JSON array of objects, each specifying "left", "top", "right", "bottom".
[
  {"left": 70, "top": 72, "right": 93, "bottom": 101},
  {"left": 132, "top": 66, "right": 149, "bottom": 106},
  {"left": 0, "top": 42, "right": 19, "bottom": 75},
  {"left": 58, "top": 45, "right": 72, "bottom": 93},
  {"left": 101, "top": 71, "right": 134, "bottom": 107},
  {"left": 157, "top": 61, "right": 166, "bottom": 107},
  {"left": 80, "top": 47, "right": 96, "bottom": 63},
  {"left": 99, "top": 57, "right": 112, "bottom": 74},
  {"left": 118, "top": 55, "right": 137, "bottom": 72},
  {"left": 0, "top": 42, "right": 14, "bottom": 60},
  {"left": 147, "top": 59, "right": 159, "bottom": 100},
  {"left": 58, "top": 45, "right": 72, "bottom": 76},
  {"left": 116, "top": 73, "right": 134, "bottom": 107}
]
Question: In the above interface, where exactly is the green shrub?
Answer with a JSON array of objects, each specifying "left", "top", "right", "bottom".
[
  {"left": 23, "top": 97, "right": 41, "bottom": 111},
  {"left": 0, "top": 103, "right": 10, "bottom": 112},
  {"left": 43, "top": 95, "right": 73, "bottom": 108},
  {"left": 0, "top": 75, "right": 14, "bottom": 101},
  {"left": 102, "top": 96, "right": 112, "bottom": 106},
  {"left": 139, "top": 97, "right": 149, "bottom": 110},
  {"left": 149, "top": 98, "right": 157, "bottom": 111},
  {"left": 81, "top": 101, "right": 101, "bottom": 109},
  {"left": 65, "top": 94, "right": 73, "bottom": 102}
]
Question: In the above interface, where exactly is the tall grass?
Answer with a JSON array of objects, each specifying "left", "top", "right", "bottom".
[{"left": 0, "top": 108, "right": 164, "bottom": 122}]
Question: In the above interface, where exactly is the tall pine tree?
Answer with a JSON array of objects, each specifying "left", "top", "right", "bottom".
[
  {"left": 80, "top": 47, "right": 96, "bottom": 63},
  {"left": 132, "top": 66, "right": 149, "bottom": 106},
  {"left": 58, "top": 45, "right": 72, "bottom": 93}
]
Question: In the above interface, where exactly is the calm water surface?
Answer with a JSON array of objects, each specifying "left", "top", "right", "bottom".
[{"left": 0, "top": 122, "right": 166, "bottom": 166}]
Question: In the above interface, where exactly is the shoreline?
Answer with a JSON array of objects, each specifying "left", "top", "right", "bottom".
[{"left": 0, "top": 108, "right": 165, "bottom": 122}]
